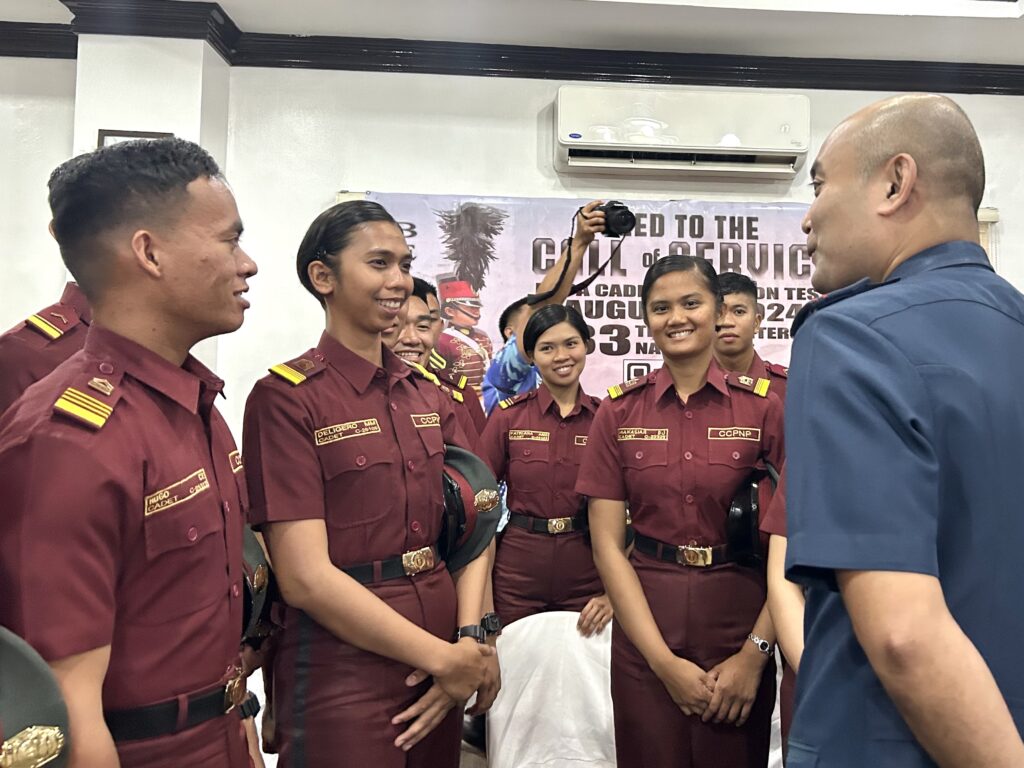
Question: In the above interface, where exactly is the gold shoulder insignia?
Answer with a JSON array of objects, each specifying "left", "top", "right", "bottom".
[
  {"left": 53, "top": 370, "right": 123, "bottom": 430},
  {"left": 608, "top": 374, "right": 653, "bottom": 400},
  {"left": 269, "top": 353, "right": 326, "bottom": 386},
  {"left": 498, "top": 391, "right": 531, "bottom": 410},
  {"left": 408, "top": 362, "right": 464, "bottom": 403},
  {"left": 25, "top": 302, "right": 82, "bottom": 341},
  {"left": 428, "top": 349, "right": 447, "bottom": 370},
  {"left": 766, "top": 361, "right": 789, "bottom": 379},
  {"left": 727, "top": 374, "right": 770, "bottom": 398}
]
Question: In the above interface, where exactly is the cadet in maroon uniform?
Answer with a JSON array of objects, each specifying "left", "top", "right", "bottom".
[
  {"left": 578, "top": 255, "right": 784, "bottom": 768},
  {"left": 0, "top": 281, "right": 90, "bottom": 414},
  {"left": 243, "top": 201, "right": 493, "bottom": 768},
  {"left": 761, "top": 465, "right": 801, "bottom": 762},
  {"left": 0, "top": 138, "right": 257, "bottom": 767},
  {"left": 478, "top": 305, "right": 610, "bottom": 633},
  {"left": 714, "top": 272, "right": 788, "bottom": 401}
]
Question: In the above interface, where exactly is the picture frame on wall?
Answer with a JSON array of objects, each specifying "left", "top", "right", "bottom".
[{"left": 96, "top": 129, "right": 174, "bottom": 148}]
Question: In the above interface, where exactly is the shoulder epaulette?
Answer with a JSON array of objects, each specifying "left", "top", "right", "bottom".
[
  {"left": 497, "top": 390, "right": 533, "bottom": 410},
  {"left": 428, "top": 349, "right": 448, "bottom": 371},
  {"left": 792, "top": 277, "right": 897, "bottom": 337},
  {"left": 727, "top": 374, "right": 771, "bottom": 398},
  {"left": 607, "top": 373, "right": 654, "bottom": 400},
  {"left": 25, "top": 302, "right": 81, "bottom": 341},
  {"left": 766, "top": 361, "right": 788, "bottom": 379},
  {"left": 269, "top": 353, "right": 327, "bottom": 386},
  {"left": 52, "top": 368, "right": 124, "bottom": 430},
  {"left": 409, "top": 362, "right": 464, "bottom": 403}
]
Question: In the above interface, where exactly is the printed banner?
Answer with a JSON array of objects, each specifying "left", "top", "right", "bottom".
[{"left": 366, "top": 192, "right": 814, "bottom": 395}]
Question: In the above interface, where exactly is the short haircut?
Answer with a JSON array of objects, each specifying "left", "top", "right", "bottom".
[
  {"left": 498, "top": 297, "right": 529, "bottom": 341},
  {"left": 413, "top": 277, "right": 438, "bottom": 305},
  {"left": 718, "top": 272, "right": 758, "bottom": 304},
  {"left": 296, "top": 200, "right": 397, "bottom": 306},
  {"left": 641, "top": 255, "right": 721, "bottom": 321},
  {"left": 47, "top": 137, "right": 221, "bottom": 299},
  {"left": 522, "top": 304, "right": 591, "bottom": 357}
]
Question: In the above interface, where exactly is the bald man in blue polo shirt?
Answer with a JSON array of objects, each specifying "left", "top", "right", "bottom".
[{"left": 785, "top": 93, "right": 1024, "bottom": 767}]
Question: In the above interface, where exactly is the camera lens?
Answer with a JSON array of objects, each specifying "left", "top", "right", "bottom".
[{"left": 598, "top": 201, "right": 636, "bottom": 237}]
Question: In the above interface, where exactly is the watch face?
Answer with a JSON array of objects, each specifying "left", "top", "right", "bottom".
[{"left": 482, "top": 614, "right": 502, "bottom": 633}]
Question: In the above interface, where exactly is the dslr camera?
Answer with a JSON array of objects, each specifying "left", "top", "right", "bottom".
[{"left": 597, "top": 200, "right": 636, "bottom": 238}]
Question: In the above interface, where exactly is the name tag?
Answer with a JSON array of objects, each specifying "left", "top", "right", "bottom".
[
  {"left": 228, "top": 450, "right": 243, "bottom": 473},
  {"left": 617, "top": 427, "right": 669, "bottom": 442},
  {"left": 315, "top": 418, "right": 381, "bottom": 446},
  {"left": 411, "top": 412, "right": 441, "bottom": 429},
  {"left": 708, "top": 427, "right": 761, "bottom": 441},
  {"left": 574, "top": 435, "right": 588, "bottom": 446},
  {"left": 145, "top": 468, "right": 210, "bottom": 516},
  {"left": 509, "top": 429, "right": 550, "bottom": 442}
]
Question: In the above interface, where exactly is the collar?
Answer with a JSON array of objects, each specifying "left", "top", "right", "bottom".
[
  {"left": 537, "top": 383, "right": 598, "bottom": 418},
  {"left": 84, "top": 326, "right": 222, "bottom": 414},
  {"left": 745, "top": 352, "right": 769, "bottom": 381},
  {"left": 61, "top": 282, "right": 92, "bottom": 325},
  {"left": 888, "top": 240, "right": 992, "bottom": 281},
  {"left": 653, "top": 358, "right": 730, "bottom": 403},
  {"left": 317, "top": 331, "right": 410, "bottom": 394}
]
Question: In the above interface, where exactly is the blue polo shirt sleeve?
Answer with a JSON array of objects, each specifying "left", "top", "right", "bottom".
[
  {"left": 482, "top": 333, "right": 539, "bottom": 415},
  {"left": 785, "top": 309, "right": 940, "bottom": 590}
]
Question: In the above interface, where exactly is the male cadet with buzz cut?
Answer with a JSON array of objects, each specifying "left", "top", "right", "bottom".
[
  {"left": 0, "top": 137, "right": 258, "bottom": 768},
  {"left": 786, "top": 93, "right": 1024, "bottom": 767},
  {"left": 0, "top": 281, "right": 92, "bottom": 415},
  {"left": 713, "top": 272, "right": 788, "bottom": 401}
]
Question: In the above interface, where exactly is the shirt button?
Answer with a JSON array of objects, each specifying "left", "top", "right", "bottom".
[
  {"left": 685, "top": 494, "right": 695, "bottom": 504},
  {"left": 523, "top": 448, "right": 532, "bottom": 457},
  {"left": 635, "top": 450, "right": 644, "bottom": 460},
  {"left": 732, "top": 451, "right": 741, "bottom": 460},
  {"left": 186, "top": 526, "right": 199, "bottom": 542},
  {"left": 684, "top": 451, "right": 693, "bottom": 460},
  {"left": 685, "top": 411, "right": 694, "bottom": 420},
  {"left": 390, "top": 402, "right": 398, "bottom": 411},
  {"left": 411, "top": 521, "right": 422, "bottom": 533},
  {"left": 98, "top": 362, "right": 114, "bottom": 375},
  {"left": 231, "top": 583, "right": 240, "bottom": 598},
  {"left": 559, "top": 423, "right": 567, "bottom": 429},
  {"left": 355, "top": 455, "right": 367, "bottom": 467},
  {"left": 223, "top": 501, "right": 231, "bottom": 514},
  {"left": 407, "top": 460, "right": 416, "bottom": 471},
  {"left": 375, "top": 369, "right": 386, "bottom": 379}
]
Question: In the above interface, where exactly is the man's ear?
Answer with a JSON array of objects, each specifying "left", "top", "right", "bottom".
[
  {"left": 877, "top": 153, "right": 917, "bottom": 216},
  {"left": 129, "top": 229, "right": 162, "bottom": 278}
]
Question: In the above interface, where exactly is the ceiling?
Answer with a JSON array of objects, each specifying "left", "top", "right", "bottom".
[{"left": 5, "top": 0, "right": 1024, "bottom": 65}]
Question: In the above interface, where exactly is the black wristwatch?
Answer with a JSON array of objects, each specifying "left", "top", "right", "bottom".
[
  {"left": 481, "top": 612, "right": 503, "bottom": 637},
  {"left": 238, "top": 692, "right": 261, "bottom": 720},
  {"left": 456, "top": 624, "right": 487, "bottom": 643}
]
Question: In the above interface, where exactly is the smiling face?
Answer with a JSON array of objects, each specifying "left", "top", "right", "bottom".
[
  {"left": 393, "top": 295, "right": 434, "bottom": 367},
  {"left": 424, "top": 291, "right": 443, "bottom": 346},
  {"left": 530, "top": 320, "right": 587, "bottom": 389},
  {"left": 715, "top": 291, "right": 761, "bottom": 357},
  {"left": 319, "top": 221, "right": 413, "bottom": 335},
  {"left": 644, "top": 268, "right": 720, "bottom": 361}
]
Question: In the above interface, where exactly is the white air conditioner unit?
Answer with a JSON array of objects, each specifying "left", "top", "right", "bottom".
[{"left": 554, "top": 85, "right": 810, "bottom": 180}]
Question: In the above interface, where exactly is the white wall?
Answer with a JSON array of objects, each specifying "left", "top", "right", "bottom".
[
  {"left": 3, "top": 59, "right": 1023, "bottom": 436},
  {"left": 0, "top": 57, "right": 76, "bottom": 331}
]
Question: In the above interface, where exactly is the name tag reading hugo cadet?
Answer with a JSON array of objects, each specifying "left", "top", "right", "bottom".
[
  {"left": 707, "top": 427, "right": 761, "bottom": 442},
  {"left": 616, "top": 427, "right": 669, "bottom": 442},
  {"left": 145, "top": 468, "right": 211, "bottom": 516},
  {"left": 314, "top": 418, "right": 382, "bottom": 446}
]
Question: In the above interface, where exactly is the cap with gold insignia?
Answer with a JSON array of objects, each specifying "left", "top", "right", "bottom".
[
  {"left": 440, "top": 445, "right": 501, "bottom": 572},
  {"left": 0, "top": 626, "right": 70, "bottom": 767}
]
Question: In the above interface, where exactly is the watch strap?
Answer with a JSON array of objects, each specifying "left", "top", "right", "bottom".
[
  {"left": 748, "top": 632, "right": 772, "bottom": 655},
  {"left": 456, "top": 624, "right": 486, "bottom": 643}
]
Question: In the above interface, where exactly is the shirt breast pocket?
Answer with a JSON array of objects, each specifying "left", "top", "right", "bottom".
[
  {"left": 320, "top": 439, "right": 395, "bottom": 529},
  {"left": 621, "top": 441, "right": 669, "bottom": 470},
  {"left": 707, "top": 439, "right": 759, "bottom": 469},
  {"left": 141, "top": 489, "right": 225, "bottom": 622},
  {"left": 415, "top": 424, "right": 445, "bottom": 458},
  {"left": 508, "top": 441, "right": 550, "bottom": 493}
]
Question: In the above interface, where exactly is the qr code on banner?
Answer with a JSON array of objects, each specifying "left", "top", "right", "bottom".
[{"left": 623, "top": 360, "right": 653, "bottom": 381}]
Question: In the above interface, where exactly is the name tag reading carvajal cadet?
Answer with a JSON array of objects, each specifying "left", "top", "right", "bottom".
[
  {"left": 508, "top": 429, "right": 550, "bottom": 442},
  {"left": 707, "top": 427, "right": 762, "bottom": 441},
  {"left": 314, "top": 418, "right": 381, "bottom": 446},
  {"left": 144, "top": 468, "right": 211, "bottom": 516},
  {"left": 410, "top": 413, "right": 441, "bottom": 429},
  {"left": 617, "top": 427, "right": 669, "bottom": 441}
]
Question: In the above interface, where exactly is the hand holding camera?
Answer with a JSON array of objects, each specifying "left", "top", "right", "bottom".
[{"left": 573, "top": 199, "right": 636, "bottom": 251}]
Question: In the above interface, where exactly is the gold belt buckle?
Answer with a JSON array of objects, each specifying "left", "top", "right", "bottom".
[
  {"left": 402, "top": 546, "right": 435, "bottom": 576},
  {"left": 546, "top": 517, "right": 573, "bottom": 535},
  {"left": 676, "top": 545, "right": 712, "bottom": 567},
  {"left": 223, "top": 666, "right": 246, "bottom": 712}
]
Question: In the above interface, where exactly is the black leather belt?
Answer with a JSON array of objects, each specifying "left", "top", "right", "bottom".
[
  {"left": 508, "top": 511, "right": 588, "bottom": 535},
  {"left": 341, "top": 545, "right": 437, "bottom": 585},
  {"left": 633, "top": 532, "right": 732, "bottom": 568}
]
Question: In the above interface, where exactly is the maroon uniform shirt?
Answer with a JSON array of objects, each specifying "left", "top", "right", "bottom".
[
  {"left": 243, "top": 333, "right": 470, "bottom": 767},
  {"left": 576, "top": 360, "right": 784, "bottom": 768},
  {"left": 0, "top": 282, "right": 91, "bottom": 414},
  {"left": 478, "top": 384, "right": 603, "bottom": 624},
  {"left": 746, "top": 351, "right": 788, "bottom": 402},
  {"left": 0, "top": 326, "right": 247, "bottom": 767}
]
